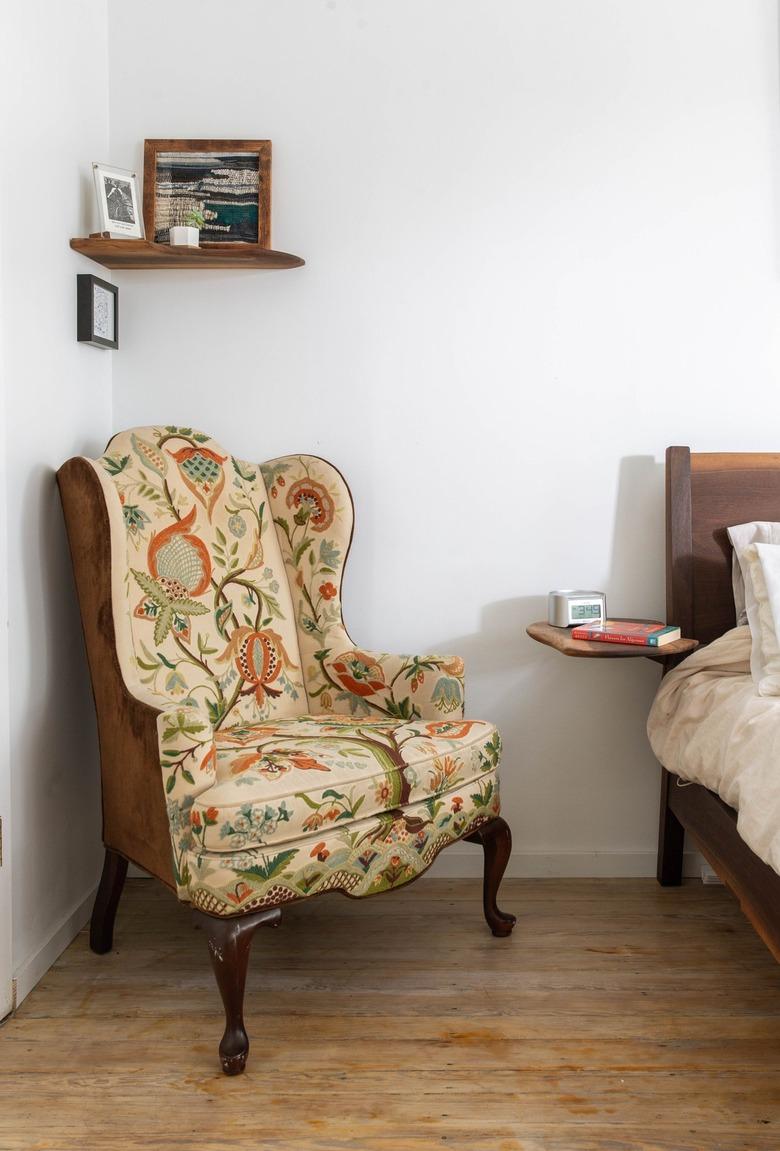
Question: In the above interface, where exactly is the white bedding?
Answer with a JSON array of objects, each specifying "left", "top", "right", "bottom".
[{"left": 647, "top": 626, "right": 780, "bottom": 875}]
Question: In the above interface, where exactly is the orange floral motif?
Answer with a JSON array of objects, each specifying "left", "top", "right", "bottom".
[
  {"left": 168, "top": 445, "right": 227, "bottom": 521},
  {"left": 284, "top": 751, "right": 330, "bottom": 772},
  {"left": 319, "top": 581, "right": 337, "bottom": 600},
  {"left": 226, "top": 881, "right": 253, "bottom": 906},
  {"left": 229, "top": 751, "right": 262, "bottom": 776},
  {"left": 330, "top": 651, "right": 386, "bottom": 698},
  {"left": 310, "top": 842, "right": 330, "bottom": 861},
  {"left": 286, "top": 478, "right": 335, "bottom": 532},
  {"left": 451, "top": 796, "right": 464, "bottom": 812},
  {"left": 219, "top": 626, "right": 298, "bottom": 704},
  {"left": 148, "top": 506, "right": 211, "bottom": 598},
  {"left": 429, "top": 755, "right": 460, "bottom": 792},
  {"left": 244, "top": 534, "right": 264, "bottom": 570},
  {"left": 424, "top": 720, "right": 477, "bottom": 740},
  {"left": 374, "top": 779, "right": 393, "bottom": 806},
  {"left": 229, "top": 748, "right": 330, "bottom": 777},
  {"left": 302, "top": 811, "right": 326, "bottom": 832}
]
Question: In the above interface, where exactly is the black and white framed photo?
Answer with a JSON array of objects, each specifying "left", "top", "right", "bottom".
[
  {"left": 77, "top": 274, "right": 119, "bottom": 349},
  {"left": 92, "top": 162, "right": 144, "bottom": 239}
]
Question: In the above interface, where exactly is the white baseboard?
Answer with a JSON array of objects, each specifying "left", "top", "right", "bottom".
[
  {"left": 427, "top": 848, "right": 703, "bottom": 879},
  {"left": 13, "top": 886, "right": 96, "bottom": 1008}
]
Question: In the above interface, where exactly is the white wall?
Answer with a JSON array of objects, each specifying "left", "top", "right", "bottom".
[
  {"left": 0, "top": 0, "right": 113, "bottom": 1002},
  {"left": 0, "top": 129, "right": 12, "bottom": 1019},
  {"left": 106, "top": 0, "right": 780, "bottom": 876}
]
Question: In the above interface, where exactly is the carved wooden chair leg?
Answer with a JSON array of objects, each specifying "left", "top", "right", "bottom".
[
  {"left": 90, "top": 848, "right": 128, "bottom": 955},
  {"left": 194, "top": 906, "right": 282, "bottom": 1075},
  {"left": 465, "top": 816, "right": 516, "bottom": 937}
]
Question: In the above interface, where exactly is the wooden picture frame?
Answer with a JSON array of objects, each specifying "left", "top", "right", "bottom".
[
  {"left": 77, "top": 274, "right": 118, "bottom": 350},
  {"left": 143, "top": 139, "right": 271, "bottom": 247}
]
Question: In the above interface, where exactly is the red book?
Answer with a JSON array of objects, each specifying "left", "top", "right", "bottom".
[{"left": 570, "top": 619, "right": 682, "bottom": 647}]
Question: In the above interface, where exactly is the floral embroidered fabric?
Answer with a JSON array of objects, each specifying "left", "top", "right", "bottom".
[
  {"left": 192, "top": 716, "right": 500, "bottom": 852},
  {"left": 90, "top": 426, "right": 503, "bottom": 915}
]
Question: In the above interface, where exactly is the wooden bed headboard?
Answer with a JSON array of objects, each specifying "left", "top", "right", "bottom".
[{"left": 667, "top": 447, "right": 780, "bottom": 644}]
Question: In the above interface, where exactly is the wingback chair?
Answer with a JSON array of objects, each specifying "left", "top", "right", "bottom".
[{"left": 58, "top": 426, "right": 515, "bottom": 1074}]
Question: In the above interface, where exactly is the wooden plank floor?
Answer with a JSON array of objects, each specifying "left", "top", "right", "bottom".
[{"left": 1, "top": 878, "right": 779, "bottom": 1150}]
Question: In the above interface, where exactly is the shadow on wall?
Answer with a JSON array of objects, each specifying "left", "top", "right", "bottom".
[
  {"left": 12, "top": 466, "right": 103, "bottom": 955},
  {"left": 427, "top": 456, "right": 668, "bottom": 859},
  {"left": 430, "top": 454, "right": 667, "bottom": 682},
  {"left": 606, "top": 455, "right": 665, "bottom": 619}
]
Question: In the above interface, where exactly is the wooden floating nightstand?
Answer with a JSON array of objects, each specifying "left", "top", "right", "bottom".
[
  {"left": 70, "top": 237, "right": 305, "bottom": 271},
  {"left": 526, "top": 620, "right": 698, "bottom": 662}
]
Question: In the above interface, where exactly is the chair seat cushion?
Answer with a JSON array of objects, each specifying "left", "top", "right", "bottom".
[
  {"left": 187, "top": 768, "right": 501, "bottom": 915},
  {"left": 191, "top": 715, "right": 501, "bottom": 853}
]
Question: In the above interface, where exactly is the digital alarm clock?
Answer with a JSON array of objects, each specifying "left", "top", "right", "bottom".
[{"left": 548, "top": 590, "right": 607, "bottom": 628}]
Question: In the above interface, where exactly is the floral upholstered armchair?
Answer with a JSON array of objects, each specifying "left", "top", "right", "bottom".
[{"left": 58, "top": 426, "right": 515, "bottom": 1074}]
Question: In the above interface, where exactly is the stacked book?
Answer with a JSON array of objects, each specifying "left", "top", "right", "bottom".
[{"left": 570, "top": 619, "right": 681, "bottom": 648}]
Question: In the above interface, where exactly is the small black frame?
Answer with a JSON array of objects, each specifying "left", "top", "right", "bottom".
[{"left": 77, "top": 274, "right": 118, "bottom": 349}]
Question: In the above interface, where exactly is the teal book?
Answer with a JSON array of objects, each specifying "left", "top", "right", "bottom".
[{"left": 571, "top": 619, "right": 682, "bottom": 647}]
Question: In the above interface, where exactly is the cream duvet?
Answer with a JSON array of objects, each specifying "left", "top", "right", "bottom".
[{"left": 647, "top": 625, "right": 780, "bottom": 876}]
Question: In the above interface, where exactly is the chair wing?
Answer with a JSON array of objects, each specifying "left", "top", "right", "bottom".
[{"left": 263, "top": 453, "right": 466, "bottom": 720}]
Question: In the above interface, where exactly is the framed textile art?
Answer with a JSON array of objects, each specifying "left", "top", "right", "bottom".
[
  {"left": 143, "top": 139, "right": 271, "bottom": 246},
  {"left": 77, "top": 274, "right": 118, "bottom": 350}
]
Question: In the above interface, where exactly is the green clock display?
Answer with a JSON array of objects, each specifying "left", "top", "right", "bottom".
[{"left": 572, "top": 603, "right": 602, "bottom": 620}]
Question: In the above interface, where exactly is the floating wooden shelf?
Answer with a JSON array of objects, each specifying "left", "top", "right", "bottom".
[
  {"left": 70, "top": 237, "right": 305, "bottom": 271},
  {"left": 526, "top": 620, "right": 699, "bottom": 661}
]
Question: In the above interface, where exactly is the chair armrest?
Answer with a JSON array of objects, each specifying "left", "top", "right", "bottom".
[
  {"left": 156, "top": 701, "right": 217, "bottom": 803},
  {"left": 156, "top": 701, "right": 218, "bottom": 899},
  {"left": 318, "top": 649, "right": 465, "bottom": 721}
]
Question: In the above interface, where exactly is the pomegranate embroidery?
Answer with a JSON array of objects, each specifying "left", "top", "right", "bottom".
[
  {"left": 169, "top": 445, "right": 227, "bottom": 520},
  {"left": 219, "top": 627, "right": 298, "bottom": 703},
  {"left": 148, "top": 506, "right": 211, "bottom": 598},
  {"left": 131, "top": 507, "right": 211, "bottom": 643}
]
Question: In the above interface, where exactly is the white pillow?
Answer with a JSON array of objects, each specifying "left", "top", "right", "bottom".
[
  {"left": 728, "top": 522, "right": 780, "bottom": 626},
  {"left": 743, "top": 543, "right": 780, "bottom": 695},
  {"left": 753, "top": 543, "right": 780, "bottom": 695}
]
